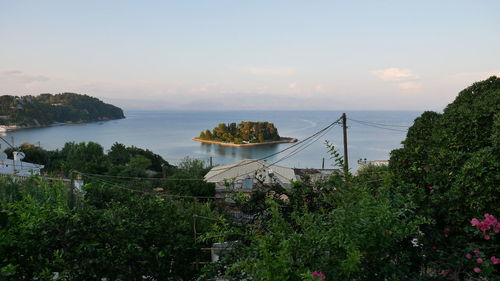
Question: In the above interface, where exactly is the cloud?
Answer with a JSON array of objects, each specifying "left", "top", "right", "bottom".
[
  {"left": 0, "top": 70, "right": 50, "bottom": 84},
  {"left": 370, "top": 67, "right": 421, "bottom": 91},
  {"left": 371, "top": 68, "right": 419, "bottom": 82},
  {"left": 0, "top": 70, "right": 51, "bottom": 92},
  {"left": 246, "top": 67, "right": 296, "bottom": 75}
]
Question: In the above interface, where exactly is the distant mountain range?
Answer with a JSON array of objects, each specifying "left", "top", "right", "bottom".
[{"left": 0, "top": 92, "right": 125, "bottom": 128}]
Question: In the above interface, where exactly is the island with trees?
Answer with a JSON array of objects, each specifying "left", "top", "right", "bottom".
[
  {"left": 193, "top": 121, "right": 298, "bottom": 147},
  {"left": 0, "top": 92, "right": 125, "bottom": 130}
]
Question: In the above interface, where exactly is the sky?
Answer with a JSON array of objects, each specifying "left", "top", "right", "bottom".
[{"left": 1, "top": 0, "right": 499, "bottom": 111}]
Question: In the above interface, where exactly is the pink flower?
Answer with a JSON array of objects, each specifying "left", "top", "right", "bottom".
[
  {"left": 312, "top": 271, "right": 326, "bottom": 281},
  {"left": 476, "top": 258, "right": 483, "bottom": 263},
  {"left": 484, "top": 214, "right": 496, "bottom": 224},
  {"left": 490, "top": 256, "right": 500, "bottom": 265},
  {"left": 423, "top": 166, "right": 430, "bottom": 171},
  {"left": 484, "top": 234, "right": 490, "bottom": 240},
  {"left": 473, "top": 267, "right": 481, "bottom": 273},
  {"left": 466, "top": 253, "right": 472, "bottom": 259},
  {"left": 478, "top": 222, "right": 491, "bottom": 232},
  {"left": 471, "top": 218, "right": 480, "bottom": 226},
  {"left": 473, "top": 249, "right": 479, "bottom": 255},
  {"left": 427, "top": 186, "right": 433, "bottom": 190}
]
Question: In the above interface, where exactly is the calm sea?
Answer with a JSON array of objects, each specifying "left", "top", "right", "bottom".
[{"left": 4, "top": 110, "right": 422, "bottom": 170}]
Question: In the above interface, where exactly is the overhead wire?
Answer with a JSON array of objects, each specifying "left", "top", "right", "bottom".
[
  {"left": 77, "top": 171, "right": 205, "bottom": 181},
  {"left": 78, "top": 172, "right": 217, "bottom": 199},
  {"left": 204, "top": 117, "right": 343, "bottom": 181},
  {"left": 347, "top": 118, "right": 409, "bottom": 132},
  {"left": 0, "top": 136, "right": 15, "bottom": 149},
  {"left": 347, "top": 118, "right": 410, "bottom": 128},
  {"left": 268, "top": 120, "right": 338, "bottom": 167},
  {"left": 204, "top": 119, "right": 342, "bottom": 184}
]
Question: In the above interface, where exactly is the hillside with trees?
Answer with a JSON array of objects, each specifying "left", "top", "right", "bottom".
[
  {"left": 0, "top": 92, "right": 125, "bottom": 127},
  {"left": 198, "top": 121, "right": 282, "bottom": 144}
]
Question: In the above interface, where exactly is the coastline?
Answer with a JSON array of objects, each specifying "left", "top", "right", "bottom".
[
  {"left": 192, "top": 137, "right": 298, "bottom": 147},
  {"left": 0, "top": 117, "right": 125, "bottom": 132}
]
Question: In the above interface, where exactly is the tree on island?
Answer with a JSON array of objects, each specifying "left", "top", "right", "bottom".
[{"left": 198, "top": 121, "right": 281, "bottom": 143}]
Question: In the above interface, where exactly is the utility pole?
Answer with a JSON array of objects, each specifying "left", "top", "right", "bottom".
[
  {"left": 322, "top": 157, "right": 325, "bottom": 169},
  {"left": 342, "top": 113, "right": 349, "bottom": 178}
]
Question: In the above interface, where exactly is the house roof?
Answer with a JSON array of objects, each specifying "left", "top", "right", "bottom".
[{"left": 204, "top": 159, "right": 297, "bottom": 184}]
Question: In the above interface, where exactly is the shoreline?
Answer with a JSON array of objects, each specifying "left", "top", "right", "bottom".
[
  {"left": 0, "top": 117, "right": 125, "bottom": 132},
  {"left": 192, "top": 137, "right": 298, "bottom": 147}
]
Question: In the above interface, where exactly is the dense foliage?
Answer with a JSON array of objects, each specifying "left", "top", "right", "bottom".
[
  {"left": 4, "top": 142, "right": 215, "bottom": 198},
  {"left": 388, "top": 76, "right": 500, "bottom": 279},
  {"left": 198, "top": 121, "right": 281, "bottom": 143},
  {"left": 0, "top": 93, "right": 124, "bottom": 127},
  {"left": 198, "top": 149, "right": 429, "bottom": 281},
  {"left": 0, "top": 177, "right": 216, "bottom": 280}
]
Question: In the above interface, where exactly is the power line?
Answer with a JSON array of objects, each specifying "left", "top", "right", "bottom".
[
  {"left": 269, "top": 120, "right": 337, "bottom": 167},
  {"left": 205, "top": 117, "right": 343, "bottom": 181},
  {"left": 79, "top": 172, "right": 217, "bottom": 199},
  {"left": 347, "top": 118, "right": 410, "bottom": 128},
  {"left": 203, "top": 121, "right": 341, "bottom": 184},
  {"left": 348, "top": 118, "right": 408, "bottom": 132},
  {"left": 0, "top": 136, "right": 15, "bottom": 149},
  {"left": 76, "top": 171, "right": 205, "bottom": 181}
]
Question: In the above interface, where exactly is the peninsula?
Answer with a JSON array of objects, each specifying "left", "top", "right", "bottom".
[
  {"left": 193, "top": 121, "right": 298, "bottom": 147},
  {"left": 0, "top": 93, "right": 125, "bottom": 130}
]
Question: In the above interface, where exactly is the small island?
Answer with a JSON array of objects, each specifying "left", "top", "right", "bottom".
[
  {"left": 193, "top": 121, "right": 298, "bottom": 147},
  {"left": 0, "top": 92, "right": 125, "bottom": 130}
]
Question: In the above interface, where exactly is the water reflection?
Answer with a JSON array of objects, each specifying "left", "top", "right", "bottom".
[{"left": 200, "top": 143, "right": 282, "bottom": 164}]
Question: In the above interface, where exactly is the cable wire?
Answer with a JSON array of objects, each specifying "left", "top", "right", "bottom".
[
  {"left": 347, "top": 118, "right": 410, "bottom": 128},
  {"left": 348, "top": 118, "right": 408, "bottom": 132},
  {"left": 0, "top": 136, "right": 15, "bottom": 149},
  {"left": 204, "top": 117, "right": 342, "bottom": 180}
]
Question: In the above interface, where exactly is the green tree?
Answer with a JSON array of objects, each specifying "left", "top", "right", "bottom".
[{"left": 389, "top": 76, "right": 500, "bottom": 278}]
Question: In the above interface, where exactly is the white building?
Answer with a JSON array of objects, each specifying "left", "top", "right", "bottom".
[
  {"left": 357, "top": 159, "right": 389, "bottom": 171},
  {"left": 0, "top": 152, "right": 44, "bottom": 176},
  {"left": 205, "top": 159, "right": 298, "bottom": 190}
]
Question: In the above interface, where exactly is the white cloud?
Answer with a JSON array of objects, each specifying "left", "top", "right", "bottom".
[
  {"left": 246, "top": 67, "right": 296, "bottom": 75},
  {"left": 0, "top": 70, "right": 52, "bottom": 92},
  {"left": 0, "top": 70, "right": 49, "bottom": 84},
  {"left": 371, "top": 68, "right": 419, "bottom": 81}
]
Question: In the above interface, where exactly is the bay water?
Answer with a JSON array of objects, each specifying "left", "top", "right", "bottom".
[{"left": 4, "top": 110, "right": 423, "bottom": 170}]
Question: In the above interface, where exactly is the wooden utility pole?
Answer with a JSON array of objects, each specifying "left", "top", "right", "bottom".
[{"left": 342, "top": 113, "right": 349, "bottom": 177}]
